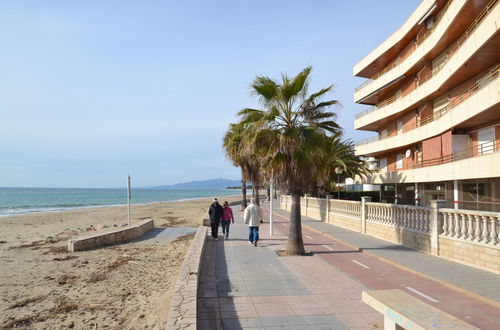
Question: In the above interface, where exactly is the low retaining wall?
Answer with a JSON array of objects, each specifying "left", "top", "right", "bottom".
[
  {"left": 68, "top": 219, "right": 154, "bottom": 252},
  {"left": 165, "top": 226, "right": 207, "bottom": 329}
]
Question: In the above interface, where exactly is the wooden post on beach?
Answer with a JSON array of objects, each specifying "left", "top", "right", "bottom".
[{"left": 127, "top": 175, "right": 131, "bottom": 226}]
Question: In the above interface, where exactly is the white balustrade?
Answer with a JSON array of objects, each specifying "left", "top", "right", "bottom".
[
  {"left": 366, "top": 203, "right": 432, "bottom": 233},
  {"left": 329, "top": 200, "right": 362, "bottom": 221},
  {"left": 439, "top": 209, "right": 500, "bottom": 247}
]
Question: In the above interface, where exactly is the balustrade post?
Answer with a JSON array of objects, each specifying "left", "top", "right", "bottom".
[
  {"left": 482, "top": 215, "right": 489, "bottom": 243},
  {"left": 490, "top": 217, "right": 498, "bottom": 245},
  {"left": 474, "top": 215, "right": 482, "bottom": 243},
  {"left": 326, "top": 195, "right": 332, "bottom": 224},
  {"left": 442, "top": 212, "right": 449, "bottom": 236},
  {"left": 430, "top": 200, "right": 446, "bottom": 256},
  {"left": 467, "top": 214, "right": 475, "bottom": 241},
  {"left": 361, "top": 196, "right": 372, "bottom": 234},
  {"left": 304, "top": 194, "right": 308, "bottom": 217},
  {"left": 460, "top": 214, "right": 468, "bottom": 239}
]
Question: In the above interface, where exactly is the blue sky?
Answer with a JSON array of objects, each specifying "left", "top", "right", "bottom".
[{"left": 0, "top": 0, "right": 420, "bottom": 188}]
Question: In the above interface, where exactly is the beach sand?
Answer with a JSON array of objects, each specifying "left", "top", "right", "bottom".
[{"left": 0, "top": 195, "right": 242, "bottom": 329}]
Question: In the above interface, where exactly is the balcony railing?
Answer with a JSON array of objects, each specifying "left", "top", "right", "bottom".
[
  {"left": 355, "top": 0, "right": 453, "bottom": 93},
  {"left": 413, "top": 140, "right": 498, "bottom": 169},
  {"left": 355, "top": 0, "right": 498, "bottom": 120},
  {"left": 355, "top": 65, "right": 499, "bottom": 147}
]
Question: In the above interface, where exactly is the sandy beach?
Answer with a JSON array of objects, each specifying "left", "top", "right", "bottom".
[{"left": 0, "top": 195, "right": 242, "bottom": 329}]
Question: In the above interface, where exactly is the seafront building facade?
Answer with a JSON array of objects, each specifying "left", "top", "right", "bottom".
[{"left": 353, "top": 0, "right": 499, "bottom": 211}]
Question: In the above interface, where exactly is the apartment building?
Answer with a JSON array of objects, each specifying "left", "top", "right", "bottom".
[{"left": 353, "top": 0, "right": 499, "bottom": 211}]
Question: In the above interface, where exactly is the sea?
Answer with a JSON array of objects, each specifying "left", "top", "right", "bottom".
[{"left": 0, "top": 187, "right": 241, "bottom": 217}]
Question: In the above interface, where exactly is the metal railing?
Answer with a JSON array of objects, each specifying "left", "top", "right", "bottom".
[
  {"left": 355, "top": 65, "right": 499, "bottom": 147},
  {"left": 355, "top": 0, "right": 498, "bottom": 120},
  {"left": 355, "top": 0, "right": 453, "bottom": 92},
  {"left": 412, "top": 141, "right": 498, "bottom": 169}
]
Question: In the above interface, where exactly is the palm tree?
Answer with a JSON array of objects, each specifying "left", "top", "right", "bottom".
[
  {"left": 223, "top": 123, "right": 249, "bottom": 209},
  {"left": 238, "top": 66, "right": 341, "bottom": 255},
  {"left": 314, "top": 137, "right": 370, "bottom": 197}
]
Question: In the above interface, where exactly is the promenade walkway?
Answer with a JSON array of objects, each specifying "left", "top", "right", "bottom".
[
  {"left": 197, "top": 202, "right": 500, "bottom": 329},
  {"left": 273, "top": 208, "right": 500, "bottom": 304}
]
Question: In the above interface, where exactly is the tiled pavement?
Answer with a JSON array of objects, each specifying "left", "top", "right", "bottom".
[
  {"left": 272, "top": 207, "right": 500, "bottom": 304},
  {"left": 197, "top": 201, "right": 500, "bottom": 329},
  {"left": 197, "top": 207, "right": 383, "bottom": 329},
  {"left": 133, "top": 227, "right": 197, "bottom": 245}
]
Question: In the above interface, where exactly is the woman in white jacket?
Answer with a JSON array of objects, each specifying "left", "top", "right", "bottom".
[{"left": 244, "top": 198, "right": 263, "bottom": 246}]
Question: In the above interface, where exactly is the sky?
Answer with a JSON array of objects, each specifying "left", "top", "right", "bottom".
[{"left": 0, "top": 0, "right": 421, "bottom": 188}]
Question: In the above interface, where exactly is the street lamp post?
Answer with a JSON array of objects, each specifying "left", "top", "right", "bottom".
[{"left": 335, "top": 167, "right": 343, "bottom": 199}]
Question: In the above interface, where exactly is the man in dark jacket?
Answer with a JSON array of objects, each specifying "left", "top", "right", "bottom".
[{"left": 208, "top": 198, "right": 223, "bottom": 239}]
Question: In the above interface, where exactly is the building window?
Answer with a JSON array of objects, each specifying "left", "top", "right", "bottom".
[
  {"left": 379, "top": 158, "right": 387, "bottom": 172},
  {"left": 396, "top": 153, "right": 403, "bottom": 169},
  {"left": 477, "top": 127, "right": 495, "bottom": 155}
]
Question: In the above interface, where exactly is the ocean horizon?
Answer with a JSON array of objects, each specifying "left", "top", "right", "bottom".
[{"left": 0, "top": 187, "right": 241, "bottom": 217}]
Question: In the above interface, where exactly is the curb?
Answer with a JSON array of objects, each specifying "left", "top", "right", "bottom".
[{"left": 272, "top": 211, "right": 500, "bottom": 310}]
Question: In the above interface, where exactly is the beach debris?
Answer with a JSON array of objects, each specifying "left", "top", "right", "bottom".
[
  {"left": 108, "top": 255, "right": 134, "bottom": 271},
  {"left": 56, "top": 273, "right": 78, "bottom": 285},
  {"left": 1, "top": 313, "right": 39, "bottom": 328},
  {"left": 50, "top": 296, "right": 78, "bottom": 314},
  {"left": 56, "top": 229, "right": 79, "bottom": 241},
  {"left": 2, "top": 296, "right": 78, "bottom": 328},
  {"left": 0, "top": 240, "right": 6, "bottom": 243},
  {"left": 87, "top": 272, "right": 106, "bottom": 283},
  {"left": 43, "top": 246, "right": 69, "bottom": 254},
  {"left": 95, "top": 224, "right": 108, "bottom": 231},
  {"left": 172, "top": 233, "right": 195, "bottom": 243},
  {"left": 45, "top": 236, "right": 58, "bottom": 244},
  {"left": 9, "top": 239, "right": 45, "bottom": 249},
  {"left": 8, "top": 295, "right": 47, "bottom": 309},
  {"left": 52, "top": 255, "right": 78, "bottom": 261}
]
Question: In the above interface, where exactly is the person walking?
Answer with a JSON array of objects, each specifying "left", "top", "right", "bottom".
[
  {"left": 244, "top": 198, "right": 262, "bottom": 246},
  {"left": 221, "top": 201, "right": 235, "bottom": 240},
  {"left": 208, "top": 198, "right": 223, "bottom": 240}
]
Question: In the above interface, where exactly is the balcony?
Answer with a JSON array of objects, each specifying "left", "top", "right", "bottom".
[
  {"left": 354, "top": 0, "right": 443, "bottom": 78},
  {"left": 354, "top": 0, "right": 460, "bottom": 102},
  {"left": 360, "top": 141, "right": 500, "bottom": 184},
  {"left": 354, "top": 0, "right": 499, "bottom": 130},
  {"left": 355, "top": 65, "right": 500, "bottom": 156}
]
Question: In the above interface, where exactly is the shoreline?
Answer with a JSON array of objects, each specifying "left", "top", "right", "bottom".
[{"left": 0, "top": 193, "right": 242, "bottom": 219}]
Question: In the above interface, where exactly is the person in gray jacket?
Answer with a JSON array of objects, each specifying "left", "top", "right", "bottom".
[{"left": 244, "top": 198, "right": 262, "bottom": 246}]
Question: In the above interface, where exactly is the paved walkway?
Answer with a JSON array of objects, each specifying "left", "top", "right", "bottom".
[
  {"left": 197, "top": 202, "right": 500, "bottom": 329},
  {"left": 133, "top": 227, "right": 197, "bottom": 245},
  {"left": 273, "top": 207, "right": 500, "bottom": 304}
]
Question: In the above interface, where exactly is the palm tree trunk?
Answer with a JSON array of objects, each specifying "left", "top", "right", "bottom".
[
  {"left": 254, "top": 185, "right": 260, "bottom": 206},
  {"left": 241, "top": 174, "right": 247, "bottom": 210},
  {"left": 286, "top": 193, "right": 305, "bottom": 255}
]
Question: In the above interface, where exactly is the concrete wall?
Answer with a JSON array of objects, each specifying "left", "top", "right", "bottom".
[
  {"left": 439, "top": 237, "right": 500, "bottom": 273},
  {"left": 365, "top": 221, "right": 432, "bottom": 253},
  {"left": 165, "top": 226, "right": 207, "bottom": 329},
  {"left": 68, "top": 219, "right": 154, "bottom": 252}
]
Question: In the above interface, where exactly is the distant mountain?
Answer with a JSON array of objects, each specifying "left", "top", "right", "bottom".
[{"left": 153, "top": 178, "right": 241, "bottom": 190}]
